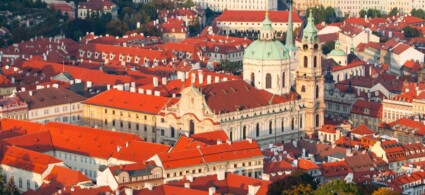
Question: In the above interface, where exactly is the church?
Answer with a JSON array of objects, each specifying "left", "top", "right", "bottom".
[{"left": 157, "top": 7, "right": 324, "bottom": 147}]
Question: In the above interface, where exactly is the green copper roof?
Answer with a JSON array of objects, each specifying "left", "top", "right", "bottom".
[
  {"left": 329, "top": 41, "right": 346, "bottom": 56},
  {"left": 285, "top": 3, "right": 297, "bottom": 51},
  {"left": 244, "top": 40, "right": 290, "bottom": 61},
  {"left": 261, "top": 13, "right": 273, "bottom": 31},
  {"left": 302, "top": 9, "right": 319, "bottom": 43}
]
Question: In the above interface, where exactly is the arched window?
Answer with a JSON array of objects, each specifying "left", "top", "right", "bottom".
[
  {"left": 301, "top": 85, "right": 306, "bottom": 92},
  {"left": 316, "top": 114, "right": 320, "bottom": 127},
  {"left": 313, "top": 56, "right": 317, "bottom": 67},
  {"left": 269, "top": 121, "right": 273, "bottom": 135},
  {"left": 299, "top": 117, "right": 303, "bottom": 129},
  {"left": 189, "top": 120, "right": 195, "bottom": 135},
  {"left": 291, "top": 118, "right": 295, "bottom": 130},
  {"left": 251, "top": 72, "right": 255, "bottom": 86},
  {"left": 316, "top": 85, "right": 319, "bottom": 98},
  {"left": 266, "top": 73, "right": 272, "bottom": 89},
  {"left": 282, "top": 72, "right": 285, "bottom": 87},
  {"left": 229, "top": 130, "right": 233, "bottom": 141},
  {"left": 281, "top": 119, "right": 284, "bottom": 132},
  {"left": 303, "top": 56, "right": 308, "bottom": 68},
  {"left": 256, "top": 123, "right": 260, "bottom": 137},
  {"left": 243, "top": 126, "right": 247, "bottom": 139}
]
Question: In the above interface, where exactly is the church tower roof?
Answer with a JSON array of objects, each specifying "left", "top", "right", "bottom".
[
  {"left": 285, "top": 0, "right": 296, "bottom": 51},
  {"left": 302, "top": 9, "right": 319, "bottom": 43}
]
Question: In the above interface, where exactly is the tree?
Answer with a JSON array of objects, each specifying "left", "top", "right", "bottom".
[
  {"left": 4, "top": 177, "right": 19, "bottom": 195},
  {"left": 411, "top": 8, "right": 425, "bottom": 19},
  {"left": 322, "top": 41, "right": 335, "bottom": 55},
  {"left": 283, "top": 184, "right": 314, "bottom": 195},
  {"left": 372, "top": 188, "right": 398, "bottom": 195},
  {"left": 183, "top": 0, "right": 195, "bottom": 8},
  {"left": 359, "top": 9, "right": 367, "bottom": 17},
  {"left": 389, "top": 8, "right": 399, "bottom": 17},
  {"left": 267, "top": 171, "right": 318, "bottom": 195},
  {"left": 314, "top": 180, "right": 361, "bottom": 195},
  {"left": 106, "top": 19, "right": 129, "bottom": 36},
  {"left": 402, "top": 26, "right": 423, "bottom": 38}
]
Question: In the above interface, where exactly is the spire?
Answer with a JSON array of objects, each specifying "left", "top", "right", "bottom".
[
  {"left": 324, "top": 65, "right": 334, "bottom": 83},
  {"left": 260, "top": 0, "right": 274, "bottom": 41},
  {"left": 302, "top": 9, "right": 319, "bottom": 43},
  {"left": 285, "top": 0, "right": 296, "bottom": 50}
]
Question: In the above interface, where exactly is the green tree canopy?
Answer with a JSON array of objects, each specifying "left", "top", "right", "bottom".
[
  {"left": 267, "top": 171, "right": 318, "bottom": 195},
  {"left": 4, "top": 177, "right": 19, "bottom": 195},
  {"left": 388, "top": 8, "right": 399, "bottom": 17},
  {"left": 372, "top": 188, "right": 399, "bottom": 195},
  {"left": 315, "top": 180, "right": 361, "bottom": 195},
  {"left": 403, "top": 26, "right": 423, "bottom": 38}
]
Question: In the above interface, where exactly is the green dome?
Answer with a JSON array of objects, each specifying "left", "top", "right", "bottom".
[
  {"left": 244, "top": 40, "right": 290, "bottom": 61},
  {"left": 328, "top": 48, "right": 346, "bottom": 56}
]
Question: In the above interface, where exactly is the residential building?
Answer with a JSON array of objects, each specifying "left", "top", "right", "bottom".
[
  {"left": 379, "top": 118, "right": 425, "bottom": 145},
  {"left": 318, "top": 125, "right": 341, "bottom": 144},
  {"left": 350, "top": 99, "right": 382, "bottom": 132},
  {"left": 77, "top": 0, "right": 117, "bottom": 19},
  {"left": 193, "top": 0, "right": 277, "bottom": 12},
  {"left": 0, "top": 96, "right": 28, "bottom": 120},
  {"left": 15, "top": 87, "right": 86, "bottom": 124},
  {"left": 82, "top": 88, "right": 178, "bottom": 142},
  {"left": 213, "top": 10, "right": 302, "bottom": 39}
]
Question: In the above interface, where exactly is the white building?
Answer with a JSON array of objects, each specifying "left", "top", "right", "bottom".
[
  {"left": 15, "top": 87, "right": 86, "bottom": 125},
  {"left": 193, "top": 0, "right": 277, "bottom": 12}
]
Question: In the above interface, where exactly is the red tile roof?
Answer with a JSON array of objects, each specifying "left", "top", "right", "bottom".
[
  {"left": 319, "top": 161, "right": 352, "bottom": 178},
  {"left": 110, "top": 140, "right": 170, "bottom": 163},
  {"left": 44, "top": 166, "right": 91, "bottom": 187},
  {"left": 391, "top": 43, "right": 411, "bottom": 55},
  {"left": 298, "top": 159, "right": 319, "bottom": 170},
  {"left": 83, "top": 89, "right": 179, "bottom": 114},
  {"left": 190, "top": 130, "right": 229, "bottom": 145},
  {"left": 134, "top": 185, "right": 214, "bottom": 195},
  {"left": 215, "top": 10, "right": 302, "bottom": 23},
  {"left": 352, "top": 125, "right": 374, "bottom": 135},
  {"left": 0, "top": 145, "right": 62, "bottom": 174},
  {"left": 198, "top": 80, "right": 298, "bottom": 114},
  {"left": 319, "top": 125, "right": 338, "bottom": 134},
  {"left": 350, "top": 99, "right": 382, "bottom": 118},
  {"left": 157, "top": 140, "right": 262, "bottom": 170}
]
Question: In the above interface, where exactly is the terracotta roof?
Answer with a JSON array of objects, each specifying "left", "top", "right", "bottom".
[
  {"left": 215, "top": 10, "right": 302, "bottom": 23},
  {"left": 391, "top": 43, "right": 411, "bottom": 55},
  {"left": 319, "top": 161, "right": 352, "bottom": 178},
  {"left": 78, "top": 0, "right": 115, "bottom": 9},
  {"left": 167, "top": 173, "right": 270, "bottom": 195},
  {"left": 198, "top": 80, "right": 298, "bottom": 114},
  {"left": 381, "top": 140, "right": 407, "bottom": 162},
  {"left": 350, "top": 99, "right": 382, "bottom": 118},
  {"left": 319, "top": 124, "right": 338, "bottom": 134},
  {"left": 344, "top": 153, "right": 375, "bottom": 173},
  {"left": 44, "top": 166, "right": 91, "bottom": 187},
  {"left": 264, "top": 160, "right": 294, "bottom": 174},
  {"left": 134, "top": 185, "right": 214, "bottom": 195},
  {"left": 298, "top": 159, "right": 320, "bottom": 170},
  {"left": 16, "top": 87, "right": 86, "bottom": 110},
  {"left": 83, "top": 89, "right": 178, "bottom": 114},
  {"left": 0, "top": 145, "right": 62, "bottom": 174},
  {"left": 110, "top": 140, "right": 170, "bottom": 163},
  {"left": 352, "top": 125, "right": 374, "bottom": 135},
  {"left": 157, "top": 140, "right": 262, "bottom": 170},
  {"left": 190, "top": 130, "right": 229, "bottom": 145}
]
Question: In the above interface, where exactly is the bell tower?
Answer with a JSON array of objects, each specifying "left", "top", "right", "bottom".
[{"left": 295, "top": 9, "right": 325, "bottom": 135}]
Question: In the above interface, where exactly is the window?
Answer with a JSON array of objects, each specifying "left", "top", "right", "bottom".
[
  {"left": 282, "top": 72, "right": 285, "bottom": 87},
  {"left": 243, "top": 126, "right": 247, "bottom": 139},
  {"left": 316, "top": 85, "right": 319, "bottom": 98},
  {"left": 281, "top": 120, "right": 284, "bottom": 132},
  {"left": 313, "top": 56, "right": 317, "bottom": 67},
  {"left": 19, "top": 178, "right": 22, "bottom": 189},
  {"left": 269, "top": 121, "right": 273, "bottom": 135},
  {"left": 304, "top": 56, "right": 308, "bottom": 68},
  {"left": 265, "top": 73, "right": 272, "bottom": 89},
  {"left": 171, "top": 127, "right": 175, "bottom": 138},
  {"left": 251, "top": 72, "right": 255, "bottom": 86},
  {"left": 161, "top": 129, "right": 165, "bottom": 136},
  {"left": 301, "top": 85, "right": 306, "bottom": 92},
  {"left": 299, "top": 117, "right": 303, "bottom": 129},
  {"left": 316, "top": 114, "right": 320, "bottom": 127},
  {"left": 256, "top": 123, "right": 260, "bottom": 137},
  {"left": 291, "top": 118, "right": 295, "bottom": 130},
  {"left": 27, "top": 180, "right": 30, "bottom": 190}
]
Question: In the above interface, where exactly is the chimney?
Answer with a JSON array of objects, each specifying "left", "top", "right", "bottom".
[
  {"left": 29, "top": 91, "right": 33, "bottom": 96},
  {"left": 53, "top": 83, "right": 59, "bottom": 88},
  {"left": 346, "top": 148, "right": 353, "bottom": 157},
  {"left": 246, "top": 138, "right": 252, "bottom": 143},
  {"left": 21, "top": 87, "right": 26, "bottom": 92},
  {"left": 214, "top": 76, "right": 220, "bottom": 83},
  {"left": 262, "top": 173, "right": 270, "bottom": 181},
  {"left": 217, "top": 139, "right": 222, "bottom": 144},
  {"left": 86, "top": 81, "right": 92, "bottom": 88},
  {"left": 226, "top": 139, "right": 232, "bottom": 145},
  {"left": 207, "top": 75, "right": 212, "bottom": 84},
  {"left": 208, "top": 187, "right": 216, "bottom": 195},
  {"left": 217, "top": 169, "right": 225, "bottom": 181},
  {"left": 184, "top": 183, "right": 190, "bottom": 189},
  {"left": 153, "top": 77, "right": 159, "bottom": 87},
  {"left": 292, "top": 140, "right": 297, "bottom": 147},
  {"left": 187, "top": 175, "right": 194, "bottom": 182},
  {"left": 145, "top": 183, "right": 153, "bottom": 191},
  {"left": 124, "top": 188, "right": 133, "bottom": 195},
  {"left": 248, "top": 185, "right": 260, "bottom": 195},
  {"left": 198, "top": 71, "right": 204, "bottom": 84}
]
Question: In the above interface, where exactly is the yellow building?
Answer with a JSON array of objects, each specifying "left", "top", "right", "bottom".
[{"left": 82, "top": 89, "right": 178, "bottom": 142}]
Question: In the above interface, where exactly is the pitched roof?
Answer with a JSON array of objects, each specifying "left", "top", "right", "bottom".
[
  {"left": 190, "top": 130, "right": 229, "bottom": 145},
  {"left": 0, "top": 145, "right": 62, "bottom": 174},
  {"left": 319, "top": 125, "right": 338, "bottom": 134},
  {"left": 157, "top": 140, "right": 262, "bottom": 170},
  {"left": 215, "top": 10, "right": 302, "bottom": 23},
  {"left": 351, "top": 125, "right": 374, "bottom": 135},
  {"left": 298, "top": 159, "right": 320, "bottom": 170},
  {"left": 319, "top": 160, "right": 352, "bottom": 178},
  {"left": 16, "top": 87, "right": 86, "bottom": 109},
  {"left": 110, "top": 140, "right": 170, "bottom": 163},
  {"left": 350, "top": 99, "right": 382, "bottom": 118},
  {"left": 44, "top": 166, "right": 91, "bottom": 187},
  {"left": 83, "top": 89, "right": 179, "bottom": 114},
  {"left": 198, "top": 80, "right": 298, "bottom": 114}
]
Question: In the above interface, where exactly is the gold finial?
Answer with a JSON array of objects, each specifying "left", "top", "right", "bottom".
[{"left": 266, "top": 0, "right": 269, "bottom": 16}]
